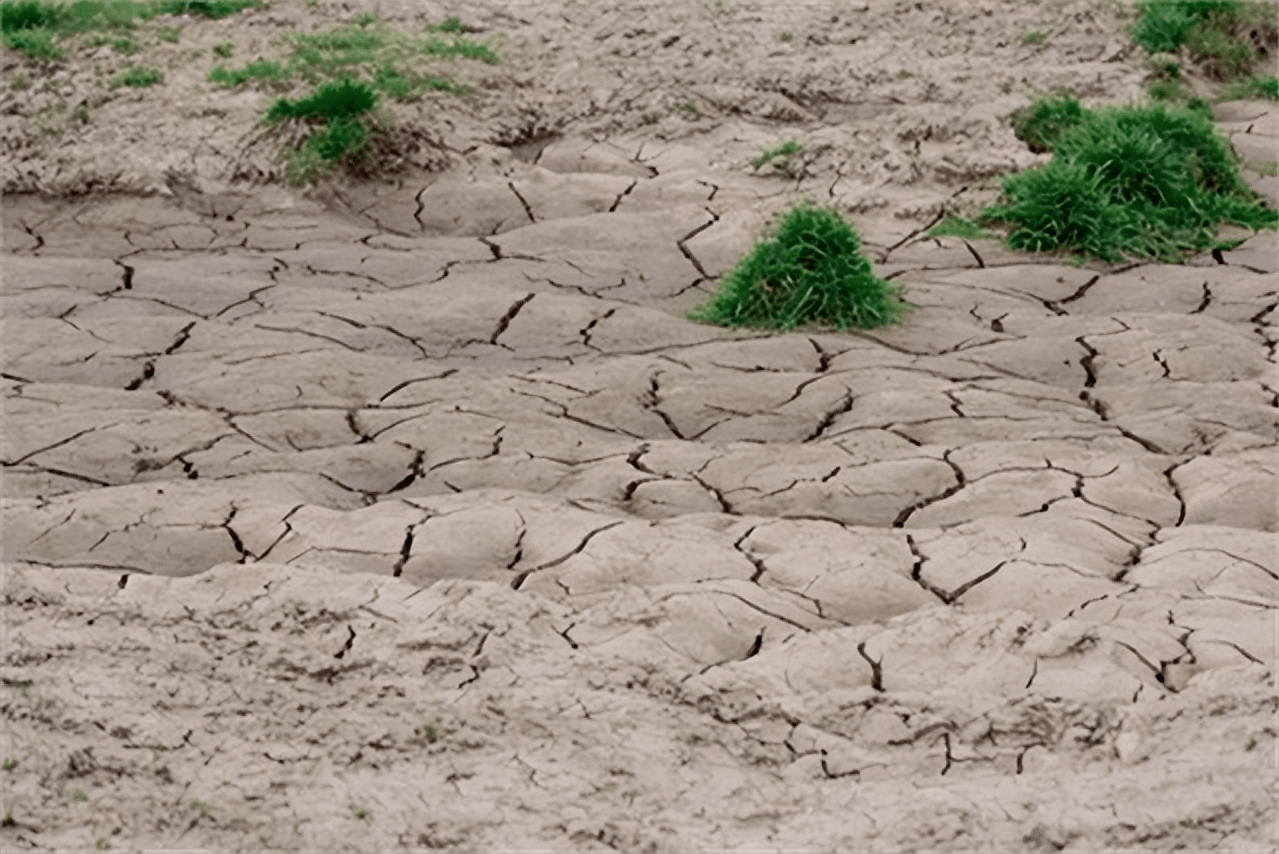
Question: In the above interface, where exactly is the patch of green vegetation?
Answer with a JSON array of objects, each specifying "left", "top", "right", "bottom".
[
  {"left": 690, "top": 201, "right": 908, "bottom": 332},
  {"left": 208, "top": 57, "right": 286, "bottom": 87},
  {"left": 1, "top": 0, "right": 259, "bottom": 60},
  {"left": 1148, "top": 54, "right": 1184, "bottom": 81},
  {"left": 1220, "top": 72, "right": 1279, "bottom": 100},
  {"left": 895, "top": 69, "right": 913, "bottom": 79},
  {"left": 778, "top": 30, "right": 792, "bottom": 43},
  {"left": 927, "top": 214, "right": 999, "bottom": 240},
  {"left": 110, "top": 64, "right": 161, "bottom": 87},
  {"left": 189, "top": 799, "right": 212, "bottom": 812},
  {"left": 1147, "top": 79, "right": 1186, "bottom": 102},
  {"left": 211, "top": 39, "right": 233, "bottom": 57},
  {"left": 1130, "top": 0, "right": 1278, "bottom": 81},
  {"left": 1011, "top": 89, "right": 1086, "bottom": 153},
  {"left": 418, "top": 721, "right": 440, "bottom": 743},
  {"left": 267, "top": 77, "right": 378, "bottom": 184},
  {"left": 205, "top": 16, "right": 495, "bottom": 183},
  {"left": 431, "top": 16, "right": 465, "bottom": 34},
  {"left": 352, "top": 805, "right": 372, "bottom": 821},
  {"left": 154, "top": 25, "right": 179, "bottom": 42},
  {"left": 7, "top": 70, "right": 33, "bottom": 89},
  {"left": 1245, "top": 159, "right": 1279, "bottom": 175},
  {"left": 95, "top": 838, "right": 110, "bottom": 851},
  {"left": 984, "top": 95, "right": 1278, "bottom": 263},
  {"left": 2, "top": 758, "right": 17, "bottom": 771},
  {"left": 420, "top": 34, "right": 499, "bottom": 64},
  {"left": 292, "top": 23, "right": 385, "bottom": 70},
  {"left": 1021, "top": 29, "right": 1047, "bottom": 45},
  {"left": 266, "top": 76, "right": 376, "bottom": 121},
  {"left": 3, "top": 27, "right": 63, "bottom": 60},
  {"left": 213, "top": 18, "right": 492, "bottom": 100},
  {"left": 85, "top": 31, "right": 136, "bottom": 52},
  {"left": 750, "top": 139, "right": 805, "bottom": 176},
  {"left": 155, "top": 0, "right": 259, "bottom": 17},
  {"left": 71, "top": 788, "right": 88, "bottom": 802}
]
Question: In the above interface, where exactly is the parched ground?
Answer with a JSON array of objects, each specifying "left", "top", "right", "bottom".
[{"left": 2, "top": 0, "right": 1277, "bottom": 852}]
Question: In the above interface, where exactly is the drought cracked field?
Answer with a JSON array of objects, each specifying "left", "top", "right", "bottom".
[{"left": 2, "top": 0, "right": 1277, "bottom": 851}]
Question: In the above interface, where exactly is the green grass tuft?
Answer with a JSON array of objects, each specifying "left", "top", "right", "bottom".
[
  {"left": 1011, "top": 90, "right": 1085, "bottom": 154},
  {"left": 266, "top": 77, "right": 377, "bottom": 122},
  {"left": 85, "top": 31, "right": 136, "bottom": 52},
  {"left": 420, "top": 34, "right": 498, "bottom": 64},
  {"left": 1131, "top": 0, "right": 1277, "bottom": 81},
  {"left": 151, "top": 0, "right": 259, "bottom": 18},
  {"left": 0, "top": 0, "right": 259, "bottom": 60},
  {"left": 3, "top": 26, "right": 62, "bottom": 59},
  {"left": 750, "top": 139, "right": 805, "bottom": 177},
  {"left": 927, "top": 214, "right": 999, "bottom": 240},
  {"left": 269, "top": 79, "right": 378, "bottom": 184},
  {"left": 1220, "top": 73, "right": 1279, "bottom": 100},
  {"left": 1, "top": 0, "right": 54, "bottom": 29},
  {"left": 432, "top": 16, "right": 465, "bottom": 33},
  {"left": 985, "top": 98, "right": 1278, "bottom": 263},
  {"left": 208, "top": 58, "right": 286, "bottom": 87},
  {"left": 690, "top": 201, "right": 907, "bottom": 331},
  {"left": 110, "top": 64, "right": 162, "bottom": 86},
  {"left": 1131, "top": 1, "right": 1202, "bottom": 53}
]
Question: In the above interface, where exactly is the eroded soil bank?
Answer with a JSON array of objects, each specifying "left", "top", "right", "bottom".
[{"left": 3, "top": 0, "right": 1277, "bottom": 851}]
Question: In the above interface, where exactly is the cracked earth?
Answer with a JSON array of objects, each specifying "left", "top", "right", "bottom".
[{"left": 3, "top": 0, "right": 1278, "bottom": 851}]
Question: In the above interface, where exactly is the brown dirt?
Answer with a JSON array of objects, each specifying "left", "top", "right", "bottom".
[{"left": 3, "top": 1, "right": 1277, "bottom": 852}]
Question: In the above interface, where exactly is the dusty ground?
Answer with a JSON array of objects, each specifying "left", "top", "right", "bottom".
[{"left": 3, "top": 0, "right": 1278, "bottom": 851}]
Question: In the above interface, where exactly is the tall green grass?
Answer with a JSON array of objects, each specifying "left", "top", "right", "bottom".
[
  {"left": 985, "top": 95, "right": 1277, "bottom": 263},
  {"left": 690, "top": 201, "right": 907, "bottom": 331},
  {"left": 1130, "top": 0, "right": 1277, "bottom": 81}
]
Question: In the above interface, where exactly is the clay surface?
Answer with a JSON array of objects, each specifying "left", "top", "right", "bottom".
[{"left": 2, "top": 1, "right": 1277, "bottom": 852}]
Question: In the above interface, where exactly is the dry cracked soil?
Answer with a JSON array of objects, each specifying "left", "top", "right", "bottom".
[{"left": 2, "top": 0, "right": 1278, "bottom": 851}]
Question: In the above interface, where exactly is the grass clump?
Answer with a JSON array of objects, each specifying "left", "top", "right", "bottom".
[
  {"left": 927, "top": 214, "right": 999, "bottom": 240},
  {"left": 984, "top": 94, "right": 1277, "bottom": 263},
  {"left": 750, "top": 139, "right": 805, "bottom": 177},
  {"left": 1130, "top": 0, "right": 1277, "bottom": 81},
  {"left": 84, "top": 31, "right": 135, "bottom": 52},
  {"left": 110, "top": 64, "right": 161, "bottom": 86},
  {"left": 0, "top": 0, "right": 260, "bottom": 60},
  {"left": 266, "top": 77, "right": 378, "bottom": 184},
  {"left": 208, "top": 57, "right": 285, "bottom": 87},
  {"left": 3, "top": 26, "right": 62, "bottom": 59},
  {"left": 1220, "top": 72, "right": 1279, "bottom": 99},
  {"left": 1021, "top": 29, "right": 1047, "bottom": 45},
  {"left": 690, "top": 201, "right": 907, "bottom": 331},
  {"left": 1011, "top": 89, "right": 1085, "bottom": 153},
  {"left": 431, "top": 16, "right": 465, "bottom": 34},
  {"left": 266, "top": 76, "right": 376, "bottom": 121}
]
